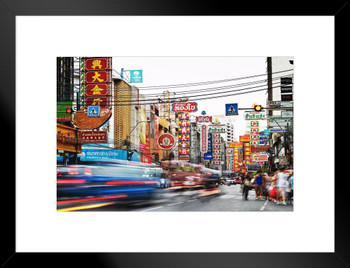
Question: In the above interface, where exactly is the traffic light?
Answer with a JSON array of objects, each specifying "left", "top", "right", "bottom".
[
  {"left": 253, "top": 104, "right": 262, "bottom": 112},
  {"left": 65, "top": 108, "right": 73, "bottom": 114}
]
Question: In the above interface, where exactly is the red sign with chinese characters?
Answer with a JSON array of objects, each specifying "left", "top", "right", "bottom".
[
  {"left": 85, "top": 70, "right": 112, "bottom": 84},
  {"left": 81, "top": 131, "right": 107, "bottom": 144},
  {"left": 251, "top": 145, "right": 270, "bottom": 152},
  {"left": 85, "top": 83, "right": 111, "bottom": 96},
  {"left": 84, "top": 58, "right": 112, "bottom": 71},
  {"left": 85, "top": 97, "right": 109, "bottom": 107}
]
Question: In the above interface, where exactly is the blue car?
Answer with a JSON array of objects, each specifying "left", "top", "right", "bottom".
[{"left": 57, "top": 163, "right": 161, "bottom": 211}]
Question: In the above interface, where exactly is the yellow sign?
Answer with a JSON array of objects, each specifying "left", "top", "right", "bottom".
[{"left": 229, "top": 142, "right": 242, "bottom": 148}]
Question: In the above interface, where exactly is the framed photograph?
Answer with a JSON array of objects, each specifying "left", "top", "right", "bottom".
[{"left": 2, "top": 0, "right": 343, "bottom": 267}]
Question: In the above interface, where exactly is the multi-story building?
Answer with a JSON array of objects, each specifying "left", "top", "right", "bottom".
[{"left": 267, "top": 56, "right": 294, "bottom": 169}]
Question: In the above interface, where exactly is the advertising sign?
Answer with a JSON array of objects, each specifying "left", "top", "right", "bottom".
[
  {"left": 257, "top": 154, "right": 269, "bottom": 162},
  {"left": 130, "top": 70, "right": 143, "bottom": 83},
  {"left": 225, "top": 103, "right": 239, "bottom": 116},
  {"left": 282, "top": 111, "right": 293, "bottom": 118},
  {"left": 178, "top": 112, "right": 190, "bottom": 160},
  {"left": 212, "top": 133, "right": 221, "bottom": 165},
  {"left": 81, "top": 131, "right": 107, "bottom": 144},
  {"left": 251, "top": 145, "right": 270, "bottom": 153},
  {"left": 154, "top": 115, "right": 159, "bottom": 154},
  {"left": 57, "top": 102, "right": 73, "bottom": 122},
  {"left": 269, "top": 128, "right": 287, "bottom": 133},
  {"left": 281, "top": 94, "right": 293, "bottom": 101},
  {"left": 281, "top": 86, "right": 293, "bottom": 93},
  {"left": 157, "top": 133, "right": 175, "bottom": 150},
  {"left": 80, "top": 57, "right": 112, "bottom": 126},
  {"left": 80, "top": 148, "right": 127, "bottom": 161},
  {"left": 204, "top": 153, "right": 212, "bottom": 160},
  {"left": 139, "top": 105, "right": 147, "bottom": 152},
  {"left": 85, "top": 70, "right": 112, "bottom": 84},
  {"left": 85, "top": 83, "right": 111, "bottom": 96},
  {"left": 244, "top": 112, "right": 266, "bottom": 120},
  {"left": 196, "top": 116, "right": 212, "bottom": 123},
  {"left": 229, "top": 142, "right": 242, "bottom": 148},
  {"left": 239, "top": 135, "right": 250, "bottom": 142},
  {"left": 172, "top": 102, "right": 198, "bottom": 113},
  {"left": 84, "top": 58, "right": 112, "bottom": 71},
  {"left": 208, "top": 125, "right": 226, "bottom": 133},
  {"left": 207, "top": 133, "right": 212, "bottom": 154},
  {"left": 200, "top": 125, "right": 208, "bottom": 153}
]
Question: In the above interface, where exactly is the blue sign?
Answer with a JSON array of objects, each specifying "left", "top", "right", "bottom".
[
  {"left": 259, "top": 135, "right": 268, "bottom": 143},
  {"left": 204, "top": 153, "right": 212, "bottom": 160},
  {"left": 269, "top": 128, "right": 286, "bottom": 133},
  {"left": 130, "top": 70, "right": 143, "bottom": 83},
  {"left": 264, "top": 129, "right": 270, "bottom": 135},
  {"left": 225, "top": 103, "right": 238, "bottom": 116},
  {"left": 130, "top": 151, "right": 141, "bottom": 162},
  {"left": 80, "top": 149, "right": 127, "bottom": 161},
  {"left": 87, "top": 106, "right": 100, "bottom": 117}
]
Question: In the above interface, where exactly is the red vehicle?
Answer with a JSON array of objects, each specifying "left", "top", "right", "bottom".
[
  {"left": 161, "top": 160, "right": 205, "bottom": 187},
  {"left": 234, "top": 178, "right": 242, "bottom": 184}
]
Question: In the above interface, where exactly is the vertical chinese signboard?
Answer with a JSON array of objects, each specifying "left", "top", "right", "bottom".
[
  {"left": 178, "top": 112, "right": 190, "bottom": 161},
  {"left": 80, "top": 57, "right": 112, "bottom": 109},
  {"left": 233, "top": 148, "right": 240, "bottom": 172},
  {"left": 154, "top": 115, "right": 159, "bottom": 155},
  {"left": 212, "top": 133, "right": 221, "bottom": 165},
  {"left": 200, "top": 124, "right": 208, "bottom": 153}
]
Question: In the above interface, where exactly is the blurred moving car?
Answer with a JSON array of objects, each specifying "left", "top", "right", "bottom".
[
  {"left": 226, "top": 178, "right": 236, "bottom": 185},
  {"left": 160, "top": 161, "right": 222, "bottom": 199},
  {"left": 57, "top": 163, "right": 161, "bottom": 211},
  {"left": 233, "top": 178, "right": 242, "bottom": 184}
]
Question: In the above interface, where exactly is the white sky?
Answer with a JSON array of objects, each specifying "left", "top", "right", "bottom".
[{"left": 112, "top": 56, "right": 268, "bottom": 140}]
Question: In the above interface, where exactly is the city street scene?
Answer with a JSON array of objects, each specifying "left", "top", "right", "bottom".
[{"left": 57, "top": 57, "right": 294, "bottom": 212}]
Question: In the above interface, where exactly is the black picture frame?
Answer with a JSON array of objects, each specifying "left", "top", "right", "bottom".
[{"left": 1, "top": 1, "right": 345, "bottom": 267}]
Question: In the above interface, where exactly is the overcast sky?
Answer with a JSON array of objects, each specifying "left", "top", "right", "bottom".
[{"left": 112, "top": 56, "right": 268, "bottom": 140}]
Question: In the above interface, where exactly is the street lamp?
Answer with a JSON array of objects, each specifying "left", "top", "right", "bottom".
[{"left": 124, "top": 120, "right": 150, "bottom": 160}]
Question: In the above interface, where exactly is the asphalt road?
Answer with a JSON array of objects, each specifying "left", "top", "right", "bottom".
[{"left": 83, "top": 184, "right": 293, "bottom": 212}]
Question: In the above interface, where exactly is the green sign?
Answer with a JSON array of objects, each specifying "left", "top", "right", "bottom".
[
  {"left": 245, "top": 113, "right": 266, "bottom": 120},
  {"left": 57, "top": 102, "right": 72, "bottom": 117}
]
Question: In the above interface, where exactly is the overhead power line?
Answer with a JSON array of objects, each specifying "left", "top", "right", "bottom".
[
  {"left": 78, "top": 84, "right": 285, "bottom": 107},
  {"left": 136, "top": 69, "right": 293, "bottom": 89}
]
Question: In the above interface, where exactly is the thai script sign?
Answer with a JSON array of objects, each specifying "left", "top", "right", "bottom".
[
  {"left": 245, "top": 112, "right": 266, "bottom": 120},
  {"left": 208, "top": 124, "right": 226, "bottom": 133},
  {"left": 251, "top": 145, "right": 270, "bottom": 152},
  {"left": 81, "top": 131, "right": 107, "bottom": 144},
  {"left": 196, "top": 116, "right": 212, "bottom": 123},
  {"left": 172, "top": 102, "right": 198, "bottom": 113}
]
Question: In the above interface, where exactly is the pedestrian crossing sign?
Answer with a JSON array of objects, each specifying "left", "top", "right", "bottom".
[
  {"left": 87, "top": 106, "right": 100, "bottom": 117},
  {"left": 225, "top": 103, "right": 238, "bottom": 116}
]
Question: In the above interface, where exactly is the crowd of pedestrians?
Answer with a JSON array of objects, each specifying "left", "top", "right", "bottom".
[{"left": 241, "top": 167, "right": 293, "bottom": 205}]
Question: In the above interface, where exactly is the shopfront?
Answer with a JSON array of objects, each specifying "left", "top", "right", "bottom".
[{"left": 57, "top": 123, "right": 82, "bottom": 165}]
